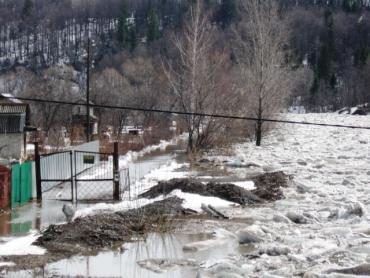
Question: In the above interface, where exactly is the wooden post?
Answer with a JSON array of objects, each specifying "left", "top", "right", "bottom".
[
  {"left": 113, "top": 142, "right": 120, "bottom": 200},
  {"left": 34, "top": 142, "right": 42, "bottom": 201},
  {"left": 86, "top": 36, "right": 91, "bottom": 143}
]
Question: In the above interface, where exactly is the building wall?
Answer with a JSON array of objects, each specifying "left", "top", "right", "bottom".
[{"left": 0, "top": 133, "right": 23, "bottom": 159}]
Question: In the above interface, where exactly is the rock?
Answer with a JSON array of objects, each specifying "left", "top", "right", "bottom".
[
  {"left": 237, "top": 227, "right": 264, "bottom": 244},
  {"left": 272, "top": 214, "right": 291, "bottom": 224},
  {"left": 342, "top": 179, "right": 351, "bottom": 186},
  {"left": 137, "top": 259, "right": 198, "bottom": 273},
  {"left": 286, "top": 212, "right": 308, "bottom": 224},
  {"left": 262, "top": 245, "right": 291, "bottom": 256},
  {"left": 297, "top": 159, "right": 307, "bottom": 166},
  {"left": 296, "top": 182, "right": 311, "bottom": 194},
  {"left": 209, "top": 262, "right": 246, "bottom": 277},
  {"left": 346, "top": 202, "right": 366, "bottom": 218}
]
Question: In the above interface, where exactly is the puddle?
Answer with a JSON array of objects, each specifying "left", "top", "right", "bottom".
[{"left": 4, "top": 232, "right": 244, "bottom": 278}]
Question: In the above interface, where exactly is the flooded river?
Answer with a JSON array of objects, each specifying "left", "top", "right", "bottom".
[{"left": 4, "top": 232, "right": 248, "bottom": 278}]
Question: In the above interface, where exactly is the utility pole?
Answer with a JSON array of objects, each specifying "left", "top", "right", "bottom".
[{"left": 86, "top": 36, "right": 91, "bottom": 142}]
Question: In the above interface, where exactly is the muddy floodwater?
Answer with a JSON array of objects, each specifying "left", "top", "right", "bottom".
[
  {"left": 5, "top": 232, "right": 249, "bottom": 278},
  {"left": 0, "top": 151, "right": 183, "bottom": 237}
]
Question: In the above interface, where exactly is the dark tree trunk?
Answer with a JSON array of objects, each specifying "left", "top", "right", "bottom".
[{"left": 256, "top": 96, "right": 263, "bottom": 146}]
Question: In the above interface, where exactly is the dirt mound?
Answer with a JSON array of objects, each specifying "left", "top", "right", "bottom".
[
  {"left": 251, "top": 171, "right": 290, "bottom": 201},
  {"left": 37, "top": 197, "right": 186, "bottom": 252},
  {"left": 139, "top": 172, "right": 290, "bottom": 204}
]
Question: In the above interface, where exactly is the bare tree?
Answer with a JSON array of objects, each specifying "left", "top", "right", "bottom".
[
  {"left": 163, "top": 1, "right": 232, "bottom": 153},
  {"left": 91, "top": 68, "right": 133, "bottom": 140},
  {"left": 235, "top": 0, "right": 293, "bottom": 146},
  {"left": 22, "top": 65, "right": 76, "bottom": 144}
]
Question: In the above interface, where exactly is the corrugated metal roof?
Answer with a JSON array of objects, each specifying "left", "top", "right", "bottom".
[
  {"left": 0, "top": 93, "right": 24, "bottom": 104},
  {"left": 0, "top": 105, "right": 27, "bottom": 114}
]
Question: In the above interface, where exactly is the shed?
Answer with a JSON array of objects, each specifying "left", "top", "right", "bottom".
[{"left": 0, "top": 94, "right": 31, "bottom": 159}]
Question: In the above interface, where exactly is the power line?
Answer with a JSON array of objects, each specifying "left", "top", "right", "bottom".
[{"left": 5, "top": 95, "right": 370, "bottom": 130}]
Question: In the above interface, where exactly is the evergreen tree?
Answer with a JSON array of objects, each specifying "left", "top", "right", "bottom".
[
  {"left": 216, "top": 0, "right": 237, "bottom": 28},
  {"left": 129, "top": 27, "right": 137, "bottom": 51},
  {"left": 342, "top": 0, "right": 359, "bottom": 13},
  {"left": 354, "top": 20, "right": 369, "bottom": 67},
  {"left": 310, "top": 6, "right": 336, "bottom": 107},
  {"left": 117, "top": 2, "right": 129, "bottom": 46},
  {"left": 22, "top": 0, "right": 33, "bottom": 18},
  {"left": 316, "top": 8, "right": 335, "bottom": 81},
  {"left": 147, "top": 8, "right": 161, "bottom": 42}
]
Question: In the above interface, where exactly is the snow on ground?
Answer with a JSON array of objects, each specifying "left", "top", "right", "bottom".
[
  {"left": 200, "top": 113, "right": 370, "bottom": 277},
  {"left": 74, "top": 161, "right": 188, "bottom": 218},
  {"left": 172, "top": 190, "right": 235, "bottom": 213},
  {"left": 74, "top": 158, "right": 244, "bottom": 218},
  {"left": 74, "top": 160, "right": 237, "bottom": 218},
  {"left": 0, "top": 262, "right": 15, "bottom": 267},
  {"left": 0, "top": 231, "right": 45, "bottom": 256},
  {"left": 227, "top": 181, "right": 255, "bottom": 190},
  {"left": 119, "top": 133, "right": 187, "bottom": 168}
]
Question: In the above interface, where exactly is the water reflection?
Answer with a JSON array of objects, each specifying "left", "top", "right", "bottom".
[
  {"left": 45, "top": 233, "right": 200, "bottom": 278},
  {"left": 5, "top": 232, "right": 243, "bottom": 278}
]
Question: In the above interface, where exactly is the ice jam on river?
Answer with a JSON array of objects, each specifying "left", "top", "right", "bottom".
[{"left": 1, "top": 113, "right": 370, "bottom": 278}]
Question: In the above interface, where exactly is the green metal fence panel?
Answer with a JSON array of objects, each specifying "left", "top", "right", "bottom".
[
  {"left": 11, "top": 162, "right": 33, "bottom": 209},
  {"left": 20, "top": 162, "right": 32, "bottom": 204}
]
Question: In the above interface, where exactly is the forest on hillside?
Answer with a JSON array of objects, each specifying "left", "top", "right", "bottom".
[{"left": 0, "top": 0, "right": 370, "bottom": 149}]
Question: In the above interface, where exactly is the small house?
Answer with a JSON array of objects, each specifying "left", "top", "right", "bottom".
[
  {"left": 71, "top": 100, "right": 98, "bottom": 143},
  {"left": 0, "top": 94, "right": 31, "bottom": 160}
]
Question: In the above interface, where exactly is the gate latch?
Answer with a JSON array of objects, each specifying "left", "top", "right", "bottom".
[{"left": 114, "top": 173, "right": 120, "bottom": 182}]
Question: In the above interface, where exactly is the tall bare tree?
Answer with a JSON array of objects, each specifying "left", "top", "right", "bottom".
[
  {"left": 235, "top": 0, "right": 292, "bottom": 146},
  {"left": 91, "top": 68, "right": 133, "bottom": 140},
  {"left": 24, "top": 66, "right": 76, "bottom": 136},
  {"left": 163, "top": 1, "right": 232, "bottom": 153}
]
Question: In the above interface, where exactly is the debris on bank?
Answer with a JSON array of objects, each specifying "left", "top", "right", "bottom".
[
  {"left": 140, "top": 171, "right": 290, "bottom": 204},
  {"left": 1, "top": 172, "right": 290, "bottom": 271}
]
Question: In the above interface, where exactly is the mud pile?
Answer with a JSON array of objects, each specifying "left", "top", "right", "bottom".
[
  {"left": 251, "top": 171, "right": 290, "bottom": 201},
  {"left": 140, "top": 172, "right": 290, "bottom": 204},
  {"left": 37, "top": 197, "right": 185, "bottom": 252}
]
